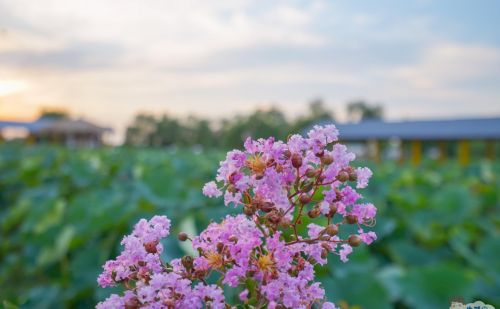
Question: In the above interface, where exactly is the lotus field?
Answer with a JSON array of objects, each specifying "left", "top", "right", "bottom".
[{"left": 0, "top": 143, "right": 499, "bottom": 309}]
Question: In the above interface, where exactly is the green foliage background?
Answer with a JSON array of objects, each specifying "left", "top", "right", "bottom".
[{"left": 0, "top": 144, "right": 499, "bottom": 308}]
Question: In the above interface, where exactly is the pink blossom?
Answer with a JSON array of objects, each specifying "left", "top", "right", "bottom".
[
  {"left": 356, "top": 167, "right": 372, "bottom": 189},
  {"left": 202, "top": 181, "right": 222, "bottom": 197},
  {"left": 339, "top": 244, "right": 353, "bottom": 263}
]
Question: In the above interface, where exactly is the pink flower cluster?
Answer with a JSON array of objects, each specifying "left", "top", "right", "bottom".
[{"left": 97, "top": 125, "right": 377, "bottom": 308}]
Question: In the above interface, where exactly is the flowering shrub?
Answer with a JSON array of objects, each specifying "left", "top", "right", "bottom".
[{"left": 96, "top": 125, "right": 377, "bottom": 309}]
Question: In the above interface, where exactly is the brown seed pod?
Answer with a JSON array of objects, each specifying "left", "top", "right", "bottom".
[
  {"left": 346, "top": 214, "right": 358, "bottom": 224},
  {"left": 299, "top": 194, "right": 311, "bottom": 204},
  {"left": 326, "top": 203, "right": 338, "bottom": 217},
  {"left": 144, "top": 241, "right": 158, "bottom": 254},
  {"left": 181, "top": 255, "right": 194, "bottom": 269},
  {"left": 337, "top": 170, "right": 349, "bottom": 182},
  {"left": 244, "top": 205, "right": 256, "bottom": 216},
  {"left": 308, "top": 208, "right": 321, "bottom": 219},
  {"left": 320, "top": 155, "right": 333, "bottom": 165},
  {"left": 125, "top": 297, "right": 140, "bottom": 309},
  {"left": 348, "top": 235, "right": 362, "bottom": 247},
  {"left": 325, "top": 224, "right": 338, "bottom": 236},
  {"left": 321, "top": 249, "right": 328, "bottom": 259},
  {"left": 178, "top": 232, "right": 189, "bottom": 242},
  {"left": 349, "top": 171, "right": 358, "bottom": 181}
]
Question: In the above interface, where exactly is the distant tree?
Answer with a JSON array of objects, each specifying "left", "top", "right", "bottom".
[
  {"left": 346, "top": 100, "right": 384, "bottom": 122},
  {"left": 39, "top": 108, "right": 69, "bottom": 120},
  {"left": 124, "top": 114, "right": 157, "bottom": 146},
  {"left": 291, "top": 99, "right": 335, "bottom": 132},
  {"left": 218, "top": 107, "right": 289, "bottom": 148}
]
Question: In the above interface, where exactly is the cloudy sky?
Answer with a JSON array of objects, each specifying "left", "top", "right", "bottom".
[{"left": 1, "top": 0, "right": 499, "bottom": 140}]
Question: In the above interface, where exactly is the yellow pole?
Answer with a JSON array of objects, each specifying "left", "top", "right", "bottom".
[
  {"left": 398, "top": 140, "right": 406, "bottom": 164},
  {"left": 411, "top": 140, "right": 422, "bottom": 165},
  {"left": 458, "top": 140, "right": 470, "bottom": 165},
  {"left": 486, "top": 140, "right": 495, "bottom": 160}
]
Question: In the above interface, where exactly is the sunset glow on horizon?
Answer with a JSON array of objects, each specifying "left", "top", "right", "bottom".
[{"left": 1, "top": 0, "right": 500, "bottom": 142}]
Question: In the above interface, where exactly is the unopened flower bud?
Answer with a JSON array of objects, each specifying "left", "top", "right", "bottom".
[
  {"left": 144, "top": 241, "right": 158, "bottom": 254},
  {"left": 308, "top": 208, "right": 321, "bottom": 218},
  {"left": 325, "top": 224, "right": 338, "bottom": 236},
  {"left": 319, "top": 235, "right": 330, "bottom": 241},
  {"left": 337, "top": 171, "right": 349, "bottom": 182},
  {"left": 181, "top": 256, "right": 194, "bottom": 269},
  {"left": 305, "top": 168, "right": 316, "bottom": 178},
  {"left": 299, "top": 194, "right": 311, "bottom": 204},
  {"left": 334, "top": 188, "right": 342, "bottom": 201},
  {"left": 291, "top": 153, "right": 303, "bottom": 168},
  {"left": 346, "top": 215, "right": 358, "bottom": 224},
  {"left": 227, "top": 184, "right": 237, "bottom": 193},
  {"left": 216, "top": 242, "right": 224, "bottom": 252},
  {"left": 278, "top": 218, "right": 291, "bottom": 229},
  {"left": 315, "top": 150, "right": 325, "bottom": 157},
  {"left": 125, "top": 297, "right": 140, "bottom": 309},
  {"left": 260, "top": 201, "right": 275, "bottom": 213},
  {"left": 178, "top": 232, "right": 189, "bottom": 242},
  {"left": 349, "top": 171, "right": 358, "bottom": 181},
  {"left": 348, "top": 235, "right": 362, "bottom": 247},
  {"left": 229, "top": 235, "right": 238, "bottom": 243},
  {"left": 321, "top": 243, "right": 331, "bottom": 251},
  {"left": 283, "top": 149, "right": 292, "bottom": 158},
  {"left": 266, "top": 212, "right": 281, "bottom": 224},
  {"left": 244, "top": 205, "right": 256, "bottom": 216},
  {"left": 320, "top": 155, "right": 333, "bottom": 165},
  {"left": 321, "top": 249, "right": 328, "bottom": 259},
  {"left": 326, "top": 203, "right": 337, "bottom": 217},
  {"left": 301, "top": 181, "right": 314, "bottom": 192}
]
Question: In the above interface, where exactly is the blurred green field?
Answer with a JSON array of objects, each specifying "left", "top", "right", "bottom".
[{"left": 0, "top": 144, "right": 499, "bottom": 309}]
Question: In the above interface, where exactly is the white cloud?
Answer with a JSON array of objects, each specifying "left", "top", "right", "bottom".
[{"left": 394, "top": 43, "right": 500, "bottom": 89}]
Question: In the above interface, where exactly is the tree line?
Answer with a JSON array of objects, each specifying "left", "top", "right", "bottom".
[{"left": 124, "top": 100, "right": 383, "bottom": 149}]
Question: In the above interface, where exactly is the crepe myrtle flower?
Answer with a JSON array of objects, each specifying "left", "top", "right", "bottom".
[{"left": 97, "top": 125, "right": 377, "bottom": 308}]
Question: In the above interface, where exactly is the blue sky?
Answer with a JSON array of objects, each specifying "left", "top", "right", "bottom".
[{"left": 0, "top": 0, "right": 499, "bottom": 140}]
